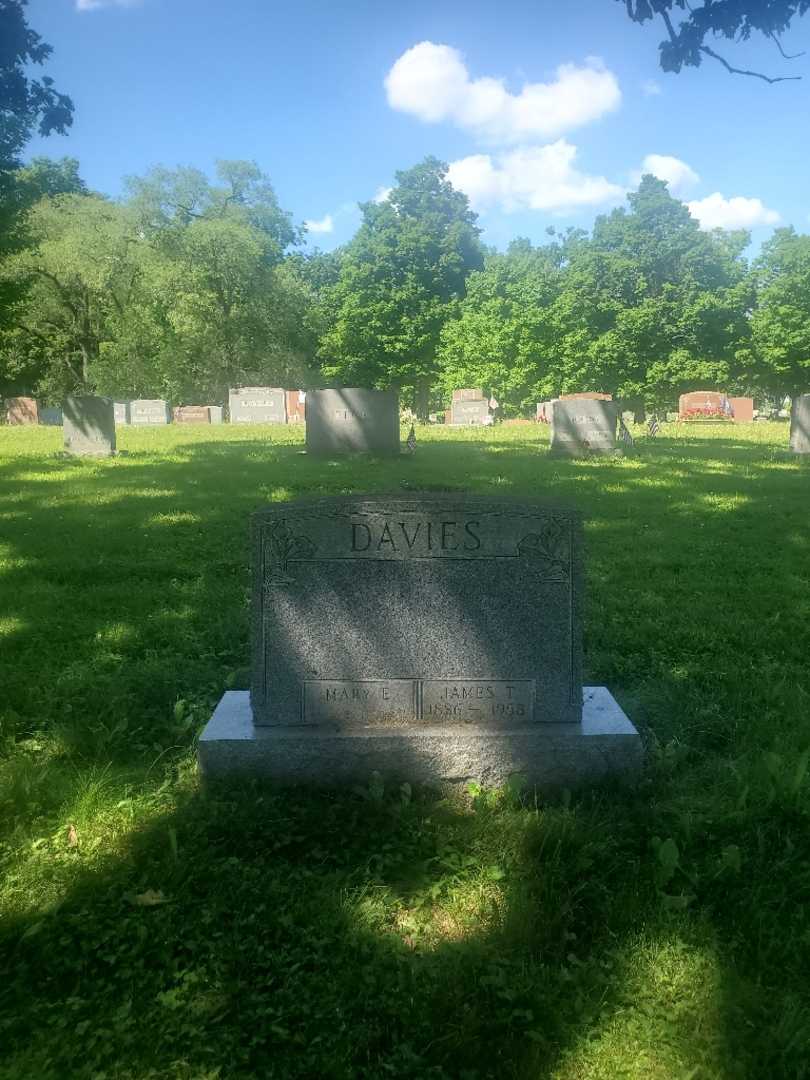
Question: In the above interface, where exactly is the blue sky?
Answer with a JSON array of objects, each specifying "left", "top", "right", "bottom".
[{"left": 24, "top": 0, "right": 810, "bottom": 254}]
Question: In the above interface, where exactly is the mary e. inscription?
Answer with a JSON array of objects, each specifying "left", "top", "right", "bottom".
[{"left": 250, "top": 495, "right": 582, "bottom": 729}]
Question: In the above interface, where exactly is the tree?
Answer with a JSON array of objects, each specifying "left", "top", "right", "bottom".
[
  {"left": 320, "top": 157, "right": 483, "bottom": 418},
  {"left": 125, "top": 160, "right": 299, "bottom": 255},
  {"left": 1, "top": 195, "right": 142, "bottom": 397},
  {"left": 750, "top": 228, "right": 810, "bottom": 399},
  {"left": 618, "top": 1, "right": 810, "bottom": 83},
  {"left": 437, "top": 240, "right": 563, "bottom": 412},
  {"left": 0, "top": 0, "right": 74, "bottom": 171}
]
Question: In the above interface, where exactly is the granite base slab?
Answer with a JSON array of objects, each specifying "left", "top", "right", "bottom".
[{"left": 198, "top": 687, "right": 642, "bottom": 789}]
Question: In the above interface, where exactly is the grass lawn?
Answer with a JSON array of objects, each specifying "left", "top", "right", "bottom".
[{"left": 1, "top": 421, "right": 809, "bottom": 1079}]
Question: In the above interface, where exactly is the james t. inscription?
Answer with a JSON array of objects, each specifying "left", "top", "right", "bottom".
[{"left": 250, "top": 496, "right": 582, "bottom": 728}]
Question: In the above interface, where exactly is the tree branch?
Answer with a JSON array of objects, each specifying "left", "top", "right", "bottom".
[
  {"left": 700, "top": 43, "right": 802, "bottom": 82},
  {"left": 768, "top": 31, "right": 805, "bottom": 61}
]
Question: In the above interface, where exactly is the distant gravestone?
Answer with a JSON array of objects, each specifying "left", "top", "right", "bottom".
[
  {"left": 113, "top": 402, "right": 130, "bottom": 425},
  {"left": 789, "top": 394, "right": 810, "bottom": 454},
  {"left": 229, "top": 387, "right": 287, "bottom": 423},
  {"left": 199, "top": 495, "right": 641, "bottom": 786},
  {"left": 208, "top": 406, "right": 224, "bottom": 425},
  {"left": 679, "top": 391, "right": 724, "bottom": 418},
  {"left": 305, "top": 389, "right": 399, "bottom": 455},
  {"left": 550, "top": 400, "right": 619, "bottom": 457},
  {"left": 450, "top": 399, "right": 491, "bottom": 425},
  {"left": 729, "top": 397, "right": 754, "bottom": 423},
  {"left": 559, "top": 392, "right": 612, "bottom": 401},
  {"left": 39, "top": 406, "right": 63, "bottom": 426},
  {"left": 4, "top": 397, "right": 38, "bottom": 425},
  {"left": 286, "top": 390, "right": 306, "bottom": 423},
  {"left": 173, "top": 405, "right": 210, "bottom": 424},
  {"left": 63, "top": 395, "right": 116, "bottom": 457},
  {"left": 130, "top": 399, "right": 171, "bottom": 425}
]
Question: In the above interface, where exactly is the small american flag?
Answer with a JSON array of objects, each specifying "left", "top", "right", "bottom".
[
  {"left": 405, "top": 424, "right": 417, "bottom": 453},
  {"left": 648, "top": 415, "right": 660, "bottom": 438},
  {"left": 618, "top": 416, "right": 634, "bottom": 447}
]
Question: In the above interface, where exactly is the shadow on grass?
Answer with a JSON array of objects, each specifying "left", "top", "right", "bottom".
[{"left": 1, "top": 431, "right": 809, "bottom": 1075}]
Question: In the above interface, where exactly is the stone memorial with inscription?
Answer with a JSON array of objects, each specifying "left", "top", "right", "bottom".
[
  {"left": 229, "top": 387, "right": 287, "bottom": 424},
  {"left": 39, "top": 406, "right": 63, "bottom": 426},
  {"left": 173, "top": 405, "right": 211, "bottom": 424},
  {"left": 130, "top": 399, "right": 171, "bottom": 425},
  {"left": 305, "top": 389, "right": 399, "bottom": 455},
  {"left": 63, "top": 395, "right": 116, "bottom": 457},
  {"left": 789, "top": 394, "right": 810, "bottom": 454},
  {"left": 4, "top": 397, "right": 39, "bottom": 425},
  {"left": 449, "top": 389, "right": 491, "bottom": 426},
  {"left": 550, "top": 400, "right": 619, "bottom": 457},
  {"left": 199, "top": 495, "right": 641, "bottom": 786}
]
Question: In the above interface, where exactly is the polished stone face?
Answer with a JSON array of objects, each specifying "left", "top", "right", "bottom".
[
  {"left": 550, "top": 400, "right": 619, "bottom": 457},
  {"left": 129, "top": 399, "right": 171, "bottom": 425},
  {"left": 450, "top": 399, "right": 490, "bottom": 425},
  {"left": 63, "top": 395, "right": 116, "bottom": 457},
  {"left": 790, "top": 394, "right": 810, "bottom": 454},
  {"left": 304, "top": 389, "right": 400, "bottom": 455},
  {"left": 228, "top": 387, "right": 286, "bottom": 423},
  {"left": 250, "top": 495, "right": 583, "bottom": 729}
]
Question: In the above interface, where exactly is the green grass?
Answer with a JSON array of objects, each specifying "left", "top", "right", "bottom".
[{"left": 1, "top": 421, "right": 809, "bottom": 1079}]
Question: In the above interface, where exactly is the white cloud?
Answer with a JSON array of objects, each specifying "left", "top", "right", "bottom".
[
  {"left": 636, "top": 154, "right": 700, "bottom": 193},
  {"left": 687, "top": 193, "right": 780, "bottom": 231},
  {"left": 447, "top": 140, "right": 624, "bottom": 214},
  {"left": 373, "top": 186, "right": 392, "bottom": 204},
  {"left": 385, "top": 42, "right": 621, "bottom": 144},
  {"left": 304, "top": 214, "right": 334, "bottom": 234},
  {"left": 641, "top": 79, "right": 662, "bottom": 96},
  {"left": 76, "top": 0, "right": 140, "bottom": 9}
]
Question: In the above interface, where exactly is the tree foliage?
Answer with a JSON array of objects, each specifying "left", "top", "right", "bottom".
[{"left": 619, "top": 0, "right": 810, "bottom": 83}]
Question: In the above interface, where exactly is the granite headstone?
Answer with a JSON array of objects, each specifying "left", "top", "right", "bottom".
[
  {"left": 729, "top": 397, "right": 754, "bottom": 423},
  {"left": 208, "top": 405, "right": 224, "bottom": 425},
  {"left": 4, "top": 397, "right": 38, "bottom": 425},
  {"left": 286, "top": 390, "right": 306, "bottom": 423},
  {"left": 39, "top": 406, "right": 63, "bottom": 426},
  {"left": 550, "top": 400, "right": 619, "bottom": 457},
  {"left": 173, "top": 405, "right": 211, "bottom": 424},
  {"left": 450, "top": 396, "right": 491, "bottom": 425},
  {"left": 113, "top": 402, "right": 130, "bottom": 425},
  {"left": 789, "top": 394, "right": 810, "bottom": 454},
  {"left": 130, "top": 399, "right": 171, "bottom": 425},
  {"left": 199, "top": 495, "right": 641, "bottom": 786},
  {"left": 63, "top": 395, "right": 116, "bottom": 457},
  {"left": 305, "top": 389, "right": 399, "bottom": 455},
  {"left": 229, "top": 387, "right": 287, "bottom": 423}
]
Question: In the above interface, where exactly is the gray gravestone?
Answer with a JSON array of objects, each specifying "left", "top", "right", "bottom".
[
  {"left": 789, "top": 395, "right": 810, "bottom": 454},
  {"left": 130, "top": 399, "right": 170, "bottom": 425},
  {"left": 113, "top": 402, "right": 130, "bottom": 425},
  {"left": 208, "top": 405, "right": 224, "bottom": 425},
  {"left": 229, "top": 387, "right": 287, "bottom": 423},
  {"left": 450, "top": 398, "right": 491, "bottom": 425},
  {"left": 39, "top": 406, "right": 63, "bottom": 426},
  {"left": 199, "top": 495, "right": 641, "bottom": 786},
  {"left": 305, "top": 389, "right": 399, "bottom": 455},
  {"left": 63, "top": 395, "right": 116, "bottom": 457},
  {"left": 550, "top": 400, "right": 619, "bottom": 457}
]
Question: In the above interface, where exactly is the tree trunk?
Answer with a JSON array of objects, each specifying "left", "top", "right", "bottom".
[{"left": 415, "top": 377, "right": 431, "bottom": 422}]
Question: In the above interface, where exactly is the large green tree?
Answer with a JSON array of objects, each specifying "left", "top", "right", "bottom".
[
  {"left": 320, "top": 157, "right": 483, "bottom": 417},
  {"left": 437, "top": 239, "right": 563, "bottom": 412},
  {"left": 749, "top": 228, "right": 810, "bottom": 400}
]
